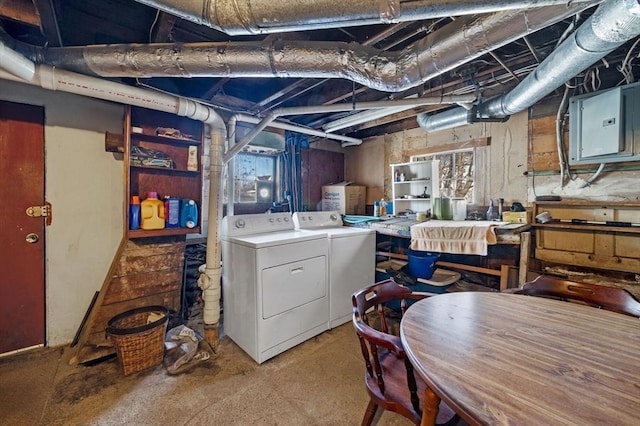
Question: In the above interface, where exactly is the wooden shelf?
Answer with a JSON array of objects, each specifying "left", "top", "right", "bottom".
[
  {"left": 127, "top": 227, "right": 201, "bottom": 239},
  {"left": 130, "top": 164, "right": 200, "bottom": 175},
  {"left": 130, "top": 132, "right": 201, "bottom": 146},
  {"left": 532, "top": 222, "right": 640, "bottom": 234},
  {"left": 532, "top": 201, "right": 640, "bottom": 273},
  {"left": 125, "top": 106, "right": 204, "bottom": 239}
]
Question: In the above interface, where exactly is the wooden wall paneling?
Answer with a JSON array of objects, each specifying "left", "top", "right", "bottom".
[
  {"left": 533, "top": 201, "right": 640, "bottom": 274},
  {"left": 70, "top": 237, "right": 185, "bottom": 365},
  {"left": 528, "top": 115, "right": 566, "bottom": 172},
  {"left": 302, "top": 147, "right": 344, "bottom": 211}
]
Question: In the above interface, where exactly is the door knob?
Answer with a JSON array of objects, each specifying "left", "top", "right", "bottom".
[{"left": 26, "top": 233, "right": 39, "bottom": 243}]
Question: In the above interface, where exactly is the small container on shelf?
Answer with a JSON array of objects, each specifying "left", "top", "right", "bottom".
[
  {"left": 180, "top": 199, "right": 198, "bottom": 228},
  {"left": 141, "top": 192, "right": 165, "bottom": 230},
  {"left": 164, "top": 197, "right": 181, "bottom": 228},
  {"left": 129, "top": 195, "right": 141, "bottom": 230}
]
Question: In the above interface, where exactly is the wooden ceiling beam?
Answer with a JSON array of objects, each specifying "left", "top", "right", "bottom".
[
  {"left": 0, "top": 0, "right": 40, "bottom": 27},
  {"left": 149, "top": 11, "right": 176, "bottom": 43},
  {"left": 31, "top": 0, "right": 62, "bottom": 46}
]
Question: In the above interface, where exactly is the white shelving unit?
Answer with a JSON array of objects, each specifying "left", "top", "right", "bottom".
[{"left": 391, "top": 160, "right": 440, "bottom": 215}]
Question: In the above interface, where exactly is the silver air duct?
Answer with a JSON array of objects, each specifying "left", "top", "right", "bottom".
[
  {"left": 134, "top": 0, "right": 599, "bottom": 35},
  {"left": 419, "top": 0, "right": 640, "bottom": 132},
  {"left": 16, "top": 3, "right": 596, "bottom": 93}
]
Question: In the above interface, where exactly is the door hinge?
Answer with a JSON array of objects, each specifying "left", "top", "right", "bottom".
[{"left": 26, "top": 201, "right": 52, "bottom": 226}]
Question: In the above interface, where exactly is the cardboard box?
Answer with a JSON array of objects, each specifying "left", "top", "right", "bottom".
[
  {"left": 502, "top": 211, "right": 531, "bottom": 224},
  {"left": 322, "top": 182, "right": 366, "bottom": 215}
]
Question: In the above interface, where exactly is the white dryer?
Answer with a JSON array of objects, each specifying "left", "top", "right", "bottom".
[
  {"left": 293, "top": 211, "right": 375, "bottom": 328},
  {"left": 221, "top": 212, "right": 329, "bottom": 364}
]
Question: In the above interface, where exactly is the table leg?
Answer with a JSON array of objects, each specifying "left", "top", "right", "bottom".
[{"left": 420, "top": 386, "right": 441, "bottom": 426}]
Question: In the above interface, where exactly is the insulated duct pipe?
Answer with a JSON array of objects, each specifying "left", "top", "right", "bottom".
[
  {"left": 419, "top": 0, "right": 640, "bottom": 132},
  {"left": 0, "top": 42, "right": 226, "bottom": 339},
  {"left": 135, "top": 0, "right": 600, "bottom": 35},
  {"left": 16, "top": 3, "right": 597, "bottom": 93}
]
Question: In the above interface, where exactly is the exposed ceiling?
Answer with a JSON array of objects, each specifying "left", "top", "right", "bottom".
[{"left": 1, "top": 0, "right": 639, "bottom": 142}]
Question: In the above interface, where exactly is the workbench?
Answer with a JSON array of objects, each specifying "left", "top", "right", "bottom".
[{"left": 349, "top": 216, "right": 531, "bottom": 289}]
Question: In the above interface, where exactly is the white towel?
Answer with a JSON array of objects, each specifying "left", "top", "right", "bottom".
[{"left": 410, "top": 220, "right": 505, "bottom": 256}]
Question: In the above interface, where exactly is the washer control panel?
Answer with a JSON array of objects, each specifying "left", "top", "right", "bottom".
[
  {"left": 292, "top": 211, "right": 343, "bottom": 229},
  {"left": 221, "top": 212, "right": 293, "bottom": 236}
]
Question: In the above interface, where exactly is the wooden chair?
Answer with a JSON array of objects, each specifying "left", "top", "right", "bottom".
[
  {"left": 511, "top": 275, "right": 640, "bottom": 317},
  {"left": 352, "top": 279, "right": 458, "bottom": 426}
]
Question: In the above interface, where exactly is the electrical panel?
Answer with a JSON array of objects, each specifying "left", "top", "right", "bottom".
[{"left": 569, "top": 81, "right": 640, "bottom": 165}]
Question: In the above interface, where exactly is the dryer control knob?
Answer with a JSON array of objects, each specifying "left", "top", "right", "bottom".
[
  {"left": 284, "top": 216, "right": 289, "bottom": 222},
  {"left": 330, "top": 214, "right": 338, "bottom": 221},
  {"left": 235, "top": 218, "right": 246, "bottom": 228},
  {"left": 269, "top": 218, "right": 274, "bottom": 223}
]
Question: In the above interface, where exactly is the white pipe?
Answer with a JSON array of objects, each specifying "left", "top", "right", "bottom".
[
  {"left": 322, "top": 105, "right": 417, "bottom": 133},
  {"left": 232, "top": 113, "right": 363, "bottom": 147},
  {"left": 224, "top": 95, "right": 476, "bottom": 161},
  {"left": 0, "top": 42, "right": 35, "bottom": 81},
  {"left": 0, "top": 43, "right": 226, "bottom": 332}
]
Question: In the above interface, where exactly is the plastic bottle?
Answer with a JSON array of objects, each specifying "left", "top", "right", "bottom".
[
  {"left": 164, "top": 196, "right": 181, "bottom": 228},
  {"left": 187, "top": 146, "right": 198, "bottom": 171},
  {"left": 373, "top": 201, "right": 380, "bottom": 217},
  {"left": 141, "top": 192, "right": 165, "bottom": 230},
  {"left": 498, "top": 198, "right": 504, "bottom": 220},
  {"left": 180, "top": 199, "right": 198, "bottom": 228},
  {"left": 486, "top": 199, "right": 495, "bottom": 221},
  {"left": 380, "top": 198, "right": 387, "bottom": 216},
  {"left": 129, "top": 195, "right": 141, "bottom": 230}
]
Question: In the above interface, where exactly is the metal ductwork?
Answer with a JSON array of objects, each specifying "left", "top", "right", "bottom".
[
  {"left": 419, "top": 0, "right": 640, "bottom": 133},
  {"left": 13, "top": 3, "right": 597, "bottom": 94},
  {"left": 134, "top": 0, "right": 599, "bottom": 35}
]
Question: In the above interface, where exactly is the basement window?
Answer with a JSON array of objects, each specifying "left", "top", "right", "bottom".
[
  {"left": 411, "top": 148, "right": 476, "bottom": 203},
  {"left": 230, "top": 153, "right": 278, "bottom": 204}
]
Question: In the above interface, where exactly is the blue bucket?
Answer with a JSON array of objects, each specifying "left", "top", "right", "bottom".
[{"left": 407, "top": 249, "right": 439, "bottom": 280}]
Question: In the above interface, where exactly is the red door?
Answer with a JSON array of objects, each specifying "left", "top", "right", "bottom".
[{"left": 0, "top": 100, "right": 46, "bottom": 354}]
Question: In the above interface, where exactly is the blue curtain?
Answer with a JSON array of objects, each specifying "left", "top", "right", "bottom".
[{"left": 281, "top": 131, "right": 308, "bottom": 212}]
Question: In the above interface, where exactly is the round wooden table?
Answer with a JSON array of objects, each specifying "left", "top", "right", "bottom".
[{"left": 400, "top": 292, "right": 640, "bottom": 426}]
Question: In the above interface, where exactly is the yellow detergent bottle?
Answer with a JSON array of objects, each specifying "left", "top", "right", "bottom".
[{"left": 141, "top": 191, "right": 165, "bottom": 230}]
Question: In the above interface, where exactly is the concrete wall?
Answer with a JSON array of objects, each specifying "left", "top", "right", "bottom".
[{"left": 1, "top": 80, "right": 123, "bottom": 346}]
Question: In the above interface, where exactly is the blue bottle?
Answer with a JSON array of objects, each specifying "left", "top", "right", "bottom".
[
  {"left": 180, "top": 199, "right": 198, "bottom": 228},
  {"left": 129, "top": 195, "right": 141, "bottom": 230}
]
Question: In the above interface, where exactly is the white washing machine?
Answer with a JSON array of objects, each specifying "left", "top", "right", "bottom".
[
  {"left": 221, "top": 212, "right": 329, "bottom": 364},
  {"left": 293, "top": 211, "right": 375, "bottom": 328}
]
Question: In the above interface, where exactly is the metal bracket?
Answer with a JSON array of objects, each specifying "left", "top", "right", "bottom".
[
  {"left": 26, "top": 201, "right": 53, "bottom": 226},
  {"left": 467, "top": 106, "right": 510, "bottom": 124}
]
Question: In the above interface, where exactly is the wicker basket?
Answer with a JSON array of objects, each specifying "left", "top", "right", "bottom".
[{"left": 106, "top": 306, "right": 169, "bottom": 376}]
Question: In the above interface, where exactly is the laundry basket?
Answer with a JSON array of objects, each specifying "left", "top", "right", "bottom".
[{"left": 106, "top": 306, "right": 169, "bottom": 376}]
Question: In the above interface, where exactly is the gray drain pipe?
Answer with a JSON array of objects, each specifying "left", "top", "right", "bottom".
[
  {"left": 418, "top": 0, "right": 640, "bottom": 132},
  {"left": 0, "top": 42, "right": 226, "bottom": 346},
  {"left": 135, "top": 0, "right": 600, "bottom": 35}
]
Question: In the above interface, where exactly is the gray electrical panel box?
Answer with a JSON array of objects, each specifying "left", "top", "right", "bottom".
[{"left": 569, "top": 82, "right": 640, "bottom": 165}]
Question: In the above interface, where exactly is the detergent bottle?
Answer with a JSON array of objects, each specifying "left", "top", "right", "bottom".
[
  {"left": 141, "top": 192, "right": 165, "bottom": 230},
  {"left": 129, "top": 195, "right": 141, "bottom": 230},
  {"left": 164, "top": 196, "right": 181, "bottom": 228},
  {"left": 180, "top": 199, "right": 198, "bottom": 228}
]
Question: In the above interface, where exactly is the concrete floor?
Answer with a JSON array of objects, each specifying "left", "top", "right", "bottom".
[{"left": 1, "top": 323, "right": 423, "bottom": 425}]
